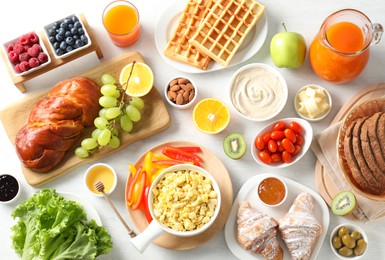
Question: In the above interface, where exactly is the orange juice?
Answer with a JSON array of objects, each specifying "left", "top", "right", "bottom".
[
  {"left": 103, "top": 1, "right": 141, "bottom": 47},
  {"left": 326, "top": 22, "right": 364, "bottom": 53}
]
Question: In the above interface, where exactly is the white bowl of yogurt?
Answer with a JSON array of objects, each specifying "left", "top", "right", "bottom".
[{"left": 229, "top": 63, "right": 288, "bottom": 122}]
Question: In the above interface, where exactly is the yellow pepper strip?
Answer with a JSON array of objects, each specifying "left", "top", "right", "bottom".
[
  {"left": 128, "top": 163, "right": 136, "bottom": 177},
  {"left": 153, "top": 153, "right": 172, "bottom": 160},
  {"left": 151, "top": 168, "right": 166, "bottom": 183},
  {"left": 144, "top": 151, "right": 153, "bottom": 186}
]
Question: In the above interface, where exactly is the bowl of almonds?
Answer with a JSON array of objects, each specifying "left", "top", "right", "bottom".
[{"left": 165, "top": 76, "right": 197, "bottom": 109}]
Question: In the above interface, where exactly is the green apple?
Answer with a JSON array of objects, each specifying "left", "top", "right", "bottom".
[{"left": 270, "top": 23, "right": 307, "bottom": 68}]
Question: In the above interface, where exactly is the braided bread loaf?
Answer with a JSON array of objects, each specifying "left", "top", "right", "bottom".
[{"left": 15, "top": 77, "right": 101, "bottom": 172}]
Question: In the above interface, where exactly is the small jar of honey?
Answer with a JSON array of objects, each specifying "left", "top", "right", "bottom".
[{"left": 257, "top": 176, "right": 287, "bottom": 207}]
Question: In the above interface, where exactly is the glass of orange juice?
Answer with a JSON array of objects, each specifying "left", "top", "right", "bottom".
[
  {"left": 309, "top": 9, "right": 383, "bottom": 83},
  {"left": 102, "top": 0, "right": 141, "bottom": 47}
]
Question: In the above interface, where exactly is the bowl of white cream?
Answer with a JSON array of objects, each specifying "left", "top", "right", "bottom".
[
  {"left": 294, "top": 84, "right": 332, "bottom": 121},
  {"left": 229, "top": 63, "right": 288, "bottom": 122}
]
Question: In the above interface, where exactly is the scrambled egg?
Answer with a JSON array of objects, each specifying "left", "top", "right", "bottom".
[{"left": 152, "top": 169, "right": 218, "bottom": 232}]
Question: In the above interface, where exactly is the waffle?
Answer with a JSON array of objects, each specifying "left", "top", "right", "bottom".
[
  {"left": 189, "top": 0, "right": 265, "bottom": 66},
  {"left": 164, "top": 0, "right": 212, "bottom": 70}
]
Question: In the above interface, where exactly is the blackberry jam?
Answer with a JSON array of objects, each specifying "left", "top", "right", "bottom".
[{"left": 0, "top": 174, "right": 19, "bottom": 202}]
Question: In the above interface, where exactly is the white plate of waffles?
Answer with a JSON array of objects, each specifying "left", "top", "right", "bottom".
[
  {"left": 224, "top": 173, "right": 329, "bottom": 260},
  {"left": 155, "top": 0, "right": 268, "bottom": 73}
]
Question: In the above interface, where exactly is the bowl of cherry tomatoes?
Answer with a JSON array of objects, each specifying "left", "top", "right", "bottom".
[{"left": 251, "top": 118, "right": 313, "bottom": 168}]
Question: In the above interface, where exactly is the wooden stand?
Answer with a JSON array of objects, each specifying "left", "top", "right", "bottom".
[{"left": 0, "top": 14, "right": 103, "bottom": 93}]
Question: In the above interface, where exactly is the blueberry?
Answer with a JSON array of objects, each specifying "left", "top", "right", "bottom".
[
  {"left": 58, "top": 27, "right": 66, "bottom": 36},
  {"left": 75, "top": 39, "right": 84, "bottom": 47},
  {"left": 80, "top": 35, "right": 88, "bottom": 44},
  {"left": 60, "top": 22, "right": 69, "bottom": 30},
  {"left": 49, "top": 36, "right": 56, "bottom": 43},
  {"left": 55, "top": 48, "right": 64, "bottom": 56},
  {"left": 68, "top": 23, "right": 74, "bottom": 29},
  {"left": 53, "top": 42, "right": 60, "bottom": 49},
  {"left": 78, "top": 28, "right": 84, "bottom": 35},
  {"left": 64, "top": 18, "right": 71, "bottom": 24},
  {"left": 64, "top": 31, "right": 71, "bottom": 38},
  {"left": 53, "top": 21, "right": 60, "bottom": 29},
  {"left": 71, "top": 27, "right": 78, "bottom": 35},
  {"left": 71, "top": 16, "right": 79, "bottom": 23},
  {"left": 48, "top": 28, "right": 56, "bottom": 36},
  {"left": 66, "top": 45, "right": 74, "bottom": 52},
  {"left": 74, "top": 21, "right": 82, "bottom": 29},
  {"left": 73, "top": 35, "right": 79, "bottom": 40},
  {"left": 65, "top": 37, "right": 74, "bottom": 45},
  {"left": 55, "top": 34, "right": 64, "bottom": 42},
  {"left": 60, "top": 41, "right": 67, "bottom": 50}
]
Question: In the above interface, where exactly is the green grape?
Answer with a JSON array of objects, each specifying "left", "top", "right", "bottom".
[
  {"left": 99, "top": 96, "right": 118, "bottom": 108},
  {"left": 108, "top": 136, "right": 120, "bottom": 149},
  {"left": 75, "top": 147, "right": 89, "bottom": 158},
  {"left": 101, "top": 74, "right": 116, "bottom": 85},
  {"left": 120, "top": 114, "right": 133, "bottom": 132},
  {"left": 112, "top": 90, "right": 121, "bottom": 99},
  {"left": 92, "top": 129, "right": 102, "bottom": 139},
  {"left": 125, "top": 105, "right": 141, "bottom": 122},
  {"left": 111, "top": 127, "right": 119, "bottom": 136},
  {"left": 94, "top": 117, "right": 109, "bottom": 130},
  {"left": 98, "top": 129, "right": 112, "bottom": 146},
  {"left": 81, "top": 138, "right": 98, "bottom": 150},
  {"left": 101, "top": 84, "right": 117, "bottom": 97},
  {"left": 105, "top": 107, "right": 122, "bottom": 119},
  {"left": 129, "top": 97, "right": 144, "bottom": 110},
  {"left": 99, "top": 108, "right": 108, "bottom": 118}
]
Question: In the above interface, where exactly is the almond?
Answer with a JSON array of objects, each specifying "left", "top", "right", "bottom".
[
  {"left": 176, "top": 93, "right": 184, "bottom": 105},
  {"left": 178, "top": 78, "right": 190, "bottom": 84},
  {"left": 170, "top": 84, "right": 181, "bottom": 91}
]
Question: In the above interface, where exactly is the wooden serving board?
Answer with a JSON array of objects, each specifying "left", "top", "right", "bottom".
[
  {"left": 0, "top": 51, "right": 171, "bottom": 187},
  {"left": 315, "top": 83, "right": 385, "bottom": 219},
  {"left": 126, "top": 141, "right": 233, "bottom": 250}
]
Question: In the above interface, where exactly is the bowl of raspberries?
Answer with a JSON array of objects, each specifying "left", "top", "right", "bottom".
[
  {"left": 44, "top": 14, "right": 91, "bottom": 59},
  {"left": 3, "top": 32, "right": 51, "bottom": 76}
]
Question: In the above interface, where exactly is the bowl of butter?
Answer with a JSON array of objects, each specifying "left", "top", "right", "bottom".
[{"left": 294, "top": 84, "right": 332, "bottom": 122}]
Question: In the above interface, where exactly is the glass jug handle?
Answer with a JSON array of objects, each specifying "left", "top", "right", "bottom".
[{"left": 372, "top": 23, "right": 383, "bottom": 45}]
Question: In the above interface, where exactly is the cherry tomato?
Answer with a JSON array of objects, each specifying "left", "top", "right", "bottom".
[
  {"left": 284, "top": 128, "right": 297, "bottom": 143},
  {"left": 282, "top": 151, "right": 293, "bottom": 163},
  {"left": 271, "top": 130, "right": 285, "bottom": 141},
  {"left": 271, "top": 153, "right": 282, "bottom": 163},
  {"left": 255, "top": 136, "right": 265, "bottom": 150},
  {"left": 289, "top": 121, "right": 304, "bottom": 134},
  {"left": 293, "top": 145, "right": 301, "bottom": 156},
  {"left": 263, "top": 132, "right": 271, "bottom": 143},
  {"left": 295, "top": 133, "right": 304, "bottom": 146},
  {"left": 276, "top": 140, "right": 285, "bottom": 152},
  {"left": 258, "top": 151, "right": 272, "bottom": 164},
  {"left": 282, "top": 138, "right": 295, "bottom": 154},
  {"left": 267, "top": 139, "right": 278, "bottom": 153},
  {"left": 272, "top": 121, "right": 286, "bottom": 131}
]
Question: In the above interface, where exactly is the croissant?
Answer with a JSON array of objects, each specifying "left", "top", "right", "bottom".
[
  {"left": 278, "top": 192, "right": 322, "bottom": 260},
  {"left": 237, "top": 201, "right": 283, "bottom": 260},
  {"left": 15, "top": 77, "right": 101, "bottom": 172}
]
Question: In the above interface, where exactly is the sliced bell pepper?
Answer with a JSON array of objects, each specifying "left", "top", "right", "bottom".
[
  {"left": 153, "top": 153, "right": 173, "bottom": 160},
  {"left": 151, "top": 168, "right": 166, "bottom": 183},
  {"left": 126, "top": 166, "right": 142, "bottom": 206},
  {"left": 131, "top": 171, "right": 147, "bottom": 210},
  {"left": 170, "top": 146, "right": 202, "bottom": 153},
  {"left": 141, "top": 186, "right": 152, "bottom": 223},
  {"left": 128, "top": 163, "right": 136, "bottom": 177},
  {"left": 143, "top": 151, "right": 153, "bottom": 186},
  {"left": 152, "top": 160, "right": 185, "bottom": 167},
  {"left": 162, "top": 146, "right": 204, "bottom": 163}
]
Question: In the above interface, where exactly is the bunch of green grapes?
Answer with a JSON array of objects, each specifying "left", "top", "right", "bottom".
[{"left": 75, "top": 74, "right": 145, "bottom": 158}]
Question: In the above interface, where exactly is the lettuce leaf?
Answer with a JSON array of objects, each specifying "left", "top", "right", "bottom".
[{"left": 11, "top": 189, "right": 112, "bottom": 260}]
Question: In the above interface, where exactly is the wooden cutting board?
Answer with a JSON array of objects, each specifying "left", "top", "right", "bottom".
[
  {"left": 0, "top": 51, "right": 171, "bottom": 187},
  {"left": 315, "top": 83, "right": 385, "bottom": 219}
]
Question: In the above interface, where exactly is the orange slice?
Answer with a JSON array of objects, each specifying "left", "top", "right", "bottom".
[
  {"left": 119, "top": 62, "right": 154, "bottom": 97},
  {"left": 192, "top": 98, "right": 230, "bottom": 134}
]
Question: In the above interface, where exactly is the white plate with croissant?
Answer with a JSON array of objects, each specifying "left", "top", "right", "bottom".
[{"left": 225, "top": 173, "right": 329, "bottom": 260}]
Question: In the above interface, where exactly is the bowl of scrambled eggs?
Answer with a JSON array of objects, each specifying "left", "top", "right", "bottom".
[{"left": 130, "top": 164, "right": 221, "bottom": 252}]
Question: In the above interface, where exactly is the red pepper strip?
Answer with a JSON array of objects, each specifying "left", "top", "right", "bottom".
[
  {"left": 126, "top": 166, "right": 143, "bottom": 205},
  {"left": 132, "top": 171, "right": 147, "bottom": 210},
  {"left": 162, "top": 146, "right": 204, "bottom": 163},
  {"left": 170, "top": 146, "right": 202, "bottom": 153},
  {"left": 142, "top": 186, "right": 152, "bottom": 223},
  {"left": 152, "top": 160, "right": 184, "bottom": 166}
]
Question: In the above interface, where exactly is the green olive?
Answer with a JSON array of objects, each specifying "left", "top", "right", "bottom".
[
  {"left": 332, "top": 236, "right": 342, "bottom": 249},
  {"left": 351, "top": 230, "right": 361, "bottom": 240},
  {"left": 338, "top": 226, "right": 350, "bottom": 237},
  {"left": 342, "top": 234, "right": 356, "bottom": 249},
  {"left": 338, "top": 246, "right": 353, "bottom": 257},
  {"left": 354, "top": 239, "right": 367, "bottom": 256}
]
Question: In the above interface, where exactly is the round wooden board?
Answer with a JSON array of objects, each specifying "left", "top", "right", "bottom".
[
  {"left": 315, "top": 83, "right": 385, "bottom": 219},
  {"left": 125, "top": 141, "right": 233, "bottom": 250}
]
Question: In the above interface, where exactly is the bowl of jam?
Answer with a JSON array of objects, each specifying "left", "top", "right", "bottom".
[
  {"left": 0, "top": 174, "right": 21, "bottom": 204},
  {"left": 257, "top": 175, "right": 287, "bottom": 207}
]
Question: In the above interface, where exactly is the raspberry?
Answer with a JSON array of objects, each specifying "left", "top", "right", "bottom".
[
  {"left": 28, "top": 32, "right": 39, "bottom": 44},
  {"left": 8, "top": 51, "right": 19, "bottom": 64},
  {"left": 19, "top": 52, "right": 30, "bottom": 62},
  {"left": 19, "top": 61, "right": 30, "bottom": 72},
  {"left": 24, "top": 45, "right": 31, "bottom": 52},
  {"left": 13, "top": 43, "right": 24, "bottom": 55},
  {"left": 27, "top": 44, "right": 41, "bottom": 57},
  {"left": 37, "top": 52, "right": 48, "bottom": 63},
  {"left": 6, "top": 44, "right": 14, "bottom": 53},
  {"left": 28, "top": 57, "right": 40, "bottom": 68},
  {"left": 19, "top": 34, "right": 30, "bottom": 45},
  {"left": 14, "top": 63, "right": 22, "bottom": 74}
]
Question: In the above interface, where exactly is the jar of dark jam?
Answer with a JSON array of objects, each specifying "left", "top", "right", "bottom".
[{"left": 0, "top": 174, "right": 20, "bottom": 203}]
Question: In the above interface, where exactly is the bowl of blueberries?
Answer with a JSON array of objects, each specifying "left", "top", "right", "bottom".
[{"left": 44, "top": 14, "right": 91, "bottom": 58}]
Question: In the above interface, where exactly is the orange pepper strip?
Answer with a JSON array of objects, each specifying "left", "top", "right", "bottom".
[
  {"left": 132, "top": 171, "right": 147, "bottom": 210},
  {"left": 128, "top": 163, "right": 136, "bottom": 177},
  {"left": 126, "top": 166, "right": 142, "bottom": 206}
]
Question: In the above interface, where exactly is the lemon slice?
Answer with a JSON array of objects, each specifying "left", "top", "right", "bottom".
[
  {"left": 119, "top": 62, "right": 154, "bottom": 97},
  {"left": 192, "top": 98, "right": 230, "bottom": 134}
]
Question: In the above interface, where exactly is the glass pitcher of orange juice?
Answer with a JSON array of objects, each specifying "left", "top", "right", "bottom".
[{"left": 309, "top": 9, "right": 383, "bottom": 83}]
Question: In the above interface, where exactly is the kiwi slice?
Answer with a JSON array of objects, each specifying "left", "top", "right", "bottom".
[
  {"left": 331, "top": 190, "right": 356, "bottom": 216},
  {"left": 223, "top": 133, "right": 246, "bottom": 160}
]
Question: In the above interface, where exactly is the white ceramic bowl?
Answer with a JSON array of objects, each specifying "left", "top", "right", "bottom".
[
  {"left": 330, "top": 223, "right": 368, "bottom": 259},
  {"left": 257, "top": 175, "right": 288, "bottom": 207},
  {"left": 43, "top": 14, "right": 91, "bottom": 59},
  {"left": 229, "top": 63, "right": 288, "bottom": 122},
  {"left": 251, "top": 117, "right": 313, "bottom": 168},
  {"left": 164, "top": 76, "right": 197, "bottom": 109},
  {"left": 84, "top": 163, "right": 117, "bottom": 197},
  {"left": 294, "top": 84, "right": 332, "bottom": 122},
  {"left": 0, "top": 174, "right": 21, "bottom": 204},
  {"left": 2, "top": 31, "right": 51, "bottom": 76}
]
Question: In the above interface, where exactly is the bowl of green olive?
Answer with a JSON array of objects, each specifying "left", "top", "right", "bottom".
[{"left": 330, "top": 223, "right": 368, "bottom": 259}]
